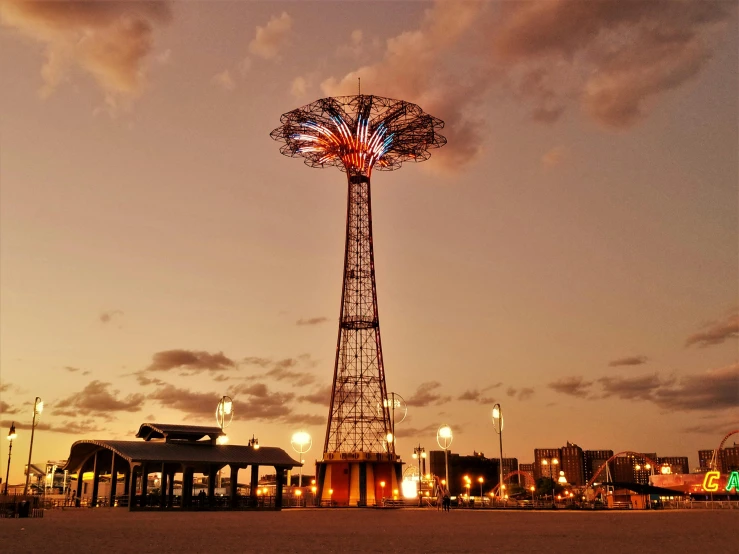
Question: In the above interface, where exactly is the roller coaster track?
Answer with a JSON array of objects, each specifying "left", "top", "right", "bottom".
[
  {"left": 587, "top": 451, "right": 658, "bottom": 488},
  {"left": 710, "top": 429, "right": 739, "bottom": 470}
]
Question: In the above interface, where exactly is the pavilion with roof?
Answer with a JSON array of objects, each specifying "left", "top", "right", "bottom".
[{"left": 63, "top": 423, "right": 300, "bottom": 511}]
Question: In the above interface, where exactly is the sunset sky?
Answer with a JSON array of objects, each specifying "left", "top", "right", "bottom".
[{"left": 1, "top": 1, "right": 737, "bottom": 486}]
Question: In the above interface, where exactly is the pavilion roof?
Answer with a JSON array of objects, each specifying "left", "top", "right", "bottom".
[
  {"left": 64, "top": 440, "right": 300, "bottom": 473},
  {"left": 135, "top": 423, "right": 225, "bottom": 442}
]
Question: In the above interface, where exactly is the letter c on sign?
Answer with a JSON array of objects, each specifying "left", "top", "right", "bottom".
[{"left": 702, "top": 471, "right": 720, "bottom": 492}]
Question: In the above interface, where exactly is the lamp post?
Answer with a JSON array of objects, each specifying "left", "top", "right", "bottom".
[
  {"left": 4, "top": 422, "right": 17, "bottom": 495},
  {"left": 248, "top": 434, "right": 259, "bottom": 449},
  {"left": 436, "top": 424, "right": 453, "bottom": 492},
  {"left": 215, "top": 396, "right": 233, "bottom": 489},
  {"left": 291, "top": 431, "right": 312, "bottom": 488},
  {"left": 541, "top": 457, "right": 559, "bottom": 508},
  {"left": 491, "top": 403, "right": 504, "bottom": 498},
  {"left": 478, "top": 476, "right": 484, "bottom": 504},
  {"left": 412, "top": 444, "right": 426, "bottom": 505},
  {"left": 23, "top": 397, "right": 43, "bottom": 496}
]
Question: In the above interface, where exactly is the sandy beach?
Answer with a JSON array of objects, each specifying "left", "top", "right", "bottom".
[{"left": 0, "top": 508, "right": 735, "bottom": 553}]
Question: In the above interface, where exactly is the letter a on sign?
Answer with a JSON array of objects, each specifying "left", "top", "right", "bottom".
[
  {"left": 703, "top": 471, "right": 720, "bottom": 492},
  {"left": 726, "top": 471, "right": 739, "bottom": 492}
]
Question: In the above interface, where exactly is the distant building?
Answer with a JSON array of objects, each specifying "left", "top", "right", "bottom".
[
  {"left": 584, "top": 450, "right": 614, "bottom": 484},
  {"left": 657, "top": 456, "right": 689, "bottom": 475},
  {"left": 429, "top": 450, "right": 500, "bottom": 496},
  {"left": 518, "top": 463, "right": 534, "bottom": 487},
  {"left": 698, "top": 449, "right": 714, "bottom": 472},
  {"left": 698, "top": 444, "right": 739, "bottom": 473},
  {"left": 561, "top": 442, "right": 585, "bottom": 486},
  {"left": 612, "top": 453, "right": 657, "bottom": 484},
  {"left": 533, "top": 448, "right": 562, "bottom": 481},
  {"left": 501, "top": 458, "right": 519, "bottom": 484}
]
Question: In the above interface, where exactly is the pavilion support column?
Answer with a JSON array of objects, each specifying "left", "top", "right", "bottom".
[
  {"left": 167, "top": 469, "right": 175, "bottom": 508},
  {"left": 123, "top": 468, "right": 131, "bottom": 508},
  {"left": 250, "top": 464, "right": 259, "bottom": 508},
  {"left": 230, "top": 465, "right": 239, "bottom": 509},
  {"left": 91, "top": 451, "right": 100, "bottom": 508},
  {"left": 127, "top": 464, "right": 138, "bottom": 512},
  {"left": 140, "top": 463, "right": 148, "bottom": 508},
  {"left": 207, "top": 465, "right": 216, "bottom": 509},
  {"left": 160, "top": 464, "right": 167, "bottom": 510},
  {"left": 109, "top": 453, "right": 117, "bottom": 507},
  {"left": 182, "top": 467, "right": 193, "bottom": 509},
  {"left": 75, "top": 469, "right": 83, "bottom": 507},
  {"left": 274, "top": 467, "right": 286, "bottom": 511}
]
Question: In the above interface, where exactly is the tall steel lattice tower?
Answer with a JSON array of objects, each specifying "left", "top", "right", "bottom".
[{"left": 271, "top": 94, "right": 446, "bottom": 506}]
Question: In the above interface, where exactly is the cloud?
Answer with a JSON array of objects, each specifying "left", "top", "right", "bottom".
[
  {"left": 149, "top": 382, "right": 298, "bottom": 422},
  {"left": 609, "top": 356, "right": 649, "bottom": 367},
  {"left": 518, "top": 387, "right": 535, "bottom": 401},
  {"left": 493, "top": 0, "right": 733, "bottom": 128},
  {"left": 321, "top": 1, "right": 488, "bottom": 171},
  {"left": 394, "top": 422, "right": 439, "bottom": 439},
  {"left": 685, "top": 310, "right": 739, "bottom": 348},
  {"left": 0, "top": 418, "right": 104, "bottom": 435},
  {"left": 99, "top": 310, "right": 123, "bottom": 324},
  {"left": 597, "top": 373, "right": 666, "bottom": 401},
  {"left": 457, "top": 390, "right": 480, "bottom": 401},
  {"left": 549, "top": 365, "right": 738, "bottom": 413},
  {"left": 653, "top": 363, "right": 738, "bottom": 411},
  {"left": 296, "top": 316, "right": 328, "bottom": 326},
  {"left": 406, "top": 381, "right": 451, "bottom": 407},
  {"left": 548, "top": 376, "right": 593, "bottom": 398},
  {"left": 541, "top": 146, "right": 567, "bottom": 167},
  {"left": 64, "top": 366, "right": 92, "bottom": 376},
  {"left": 320, "top": 0, "right": 732, "bottom": 171},
  {"left": 291, "top": 76, "right": 308, "bottom": 98},
  {"left": 242, "top": 356, "right": 272, "bottom": 368},
  {"left": 146, "top": 349, "right": 235, "bottom": 373},
  {"left": 54, "top": 380, "right": 145, "bottom": 418},
  {"left": 297, "top": 386, "right": 331, "bottom": 405},
  {"left": 281, "top": 413, "right": 325, "bottom": 426},
  {"left": 265, "top": 367, "right": 315, "bottom": 386},
  {"left": 211, "top": 69, "right": 235, "bottom": 91},
  {"left": 248, "top": 11, "right": 292, "bottom": 60},
  {"left": 0, "top": 400, "right": 19, "bottom": 415},
  {"left": 1, "top": 0, "right": 172, "bottom": 101}
]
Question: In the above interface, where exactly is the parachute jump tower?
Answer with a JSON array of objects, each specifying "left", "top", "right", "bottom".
[{"left": 271, "top": 94, "right": 446, "bottom": 506}]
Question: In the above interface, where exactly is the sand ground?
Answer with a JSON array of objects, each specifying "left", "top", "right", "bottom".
[{"left": 0, "top": 508, "right": 735, "bottom": 553}]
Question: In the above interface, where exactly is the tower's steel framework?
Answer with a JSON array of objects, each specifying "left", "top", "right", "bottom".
[{"left": 271, "top": 95, "right": 445, "bottom": 506}]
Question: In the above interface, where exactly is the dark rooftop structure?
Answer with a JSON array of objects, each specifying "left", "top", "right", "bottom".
[{"left": 64, "top": 423, "right": 300, "bottom": 511}]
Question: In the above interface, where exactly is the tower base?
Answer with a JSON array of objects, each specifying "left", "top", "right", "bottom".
[{"left": 316, "top": 455, "right": 403, "bottom": 507}]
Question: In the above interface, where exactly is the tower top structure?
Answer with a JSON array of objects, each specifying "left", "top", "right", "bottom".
[{"left": 270, "top": 94, "right": 447, "bottom": 175}]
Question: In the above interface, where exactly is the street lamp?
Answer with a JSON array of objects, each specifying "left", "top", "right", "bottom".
[
  {"left": 291, "top": 431, "right": 312, "bottom": 488},
  {"left": 215, "top": 396, "right": 233, "bottom": 489},
  {"left": 4, "top": 422, "right": 17, "bottom": 495},
  {"left": 541, "top": 457, "right": 559, "bottom": 508},
  {"left": 412, "top": 445, "right": 426, "bottom": 504},
  {"left": 248, "top": 434, "right": 259, "bottom": 449},
  {"left": 436, "top": 424, "right": 453, "bottom": 490},
  {"left": 478, "top": 476, "right": 484, "bottom": 501},
  {"left": 491, "top": 403, "right": 504, "bottom": 498},
  {"left": 215, "top": 395, "right": 233, "bottom": 430},
  {"left": 23, "top": 397, "right": 43, "bottom": 496}
]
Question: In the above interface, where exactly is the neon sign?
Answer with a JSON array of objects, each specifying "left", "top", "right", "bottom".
[
  {"left": 702, "top": 470, "right": 739, "bottom": 492},
  {"left": 727, "top": 471, "right": 739, "bottom": 492}
]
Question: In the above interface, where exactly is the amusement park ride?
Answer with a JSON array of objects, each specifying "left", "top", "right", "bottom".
[{"left": 271, "top": 92, "right": 446, "bottom": 506}]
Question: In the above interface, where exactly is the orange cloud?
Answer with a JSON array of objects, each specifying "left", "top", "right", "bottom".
[{"left": 1, "top": 0, "right": 172, "bottom": 100}]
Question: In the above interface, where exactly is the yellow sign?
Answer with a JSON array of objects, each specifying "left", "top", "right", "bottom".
[
  {"left": 702, "top": 471, "right": 720, "bottom": 492},
  {"left": 702, "top": 470, "right": 739, "bottom": 492}
]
